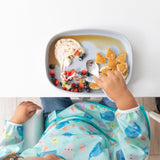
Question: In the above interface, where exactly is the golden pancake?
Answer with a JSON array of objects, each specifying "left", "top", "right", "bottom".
[
  {"left": 112, "top": 67, "right": 117, "bottom": 72},
  {"left": 89, "top": 82, "right": 100, "bottom": 90},
  {"left": 117, "top": 63, "right": 128, "bottom": 74},
  {"left": 96, "top": 52, "right": 106, "bottom": 64},
  {"left": 106, "top": 48, "right": 116, "bottom": 60},
  {"left": 100, "top": 66, "right": 111, "bottom": 75},
  {"left": 116, "top": 53, "right": 127, "bottom": 63},
  {"left": 122, "top": 69, "right": 129, "bottom": 79},
  {"left": 108, "top": 59, "right": 118, "bottom": 69}
]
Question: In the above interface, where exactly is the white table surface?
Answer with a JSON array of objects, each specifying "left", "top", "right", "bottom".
[{"left": 0, "top": 0, "right": 160, "bottom": 97}]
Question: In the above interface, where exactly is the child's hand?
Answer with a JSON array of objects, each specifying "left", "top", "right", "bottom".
[
  {"left": 10, "top": 101, "right": 41, "bottom": 124},
  {"left": 94, "top": 71, "right": 138, "bottom": 110}
]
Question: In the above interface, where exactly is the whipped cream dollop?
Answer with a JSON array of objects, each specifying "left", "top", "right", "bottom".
[{"left": 55, "top": 38, "right": 85, "bottom": 69}]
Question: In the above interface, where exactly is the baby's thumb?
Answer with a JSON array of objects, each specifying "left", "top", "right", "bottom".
[
  {"left": 94, "top": 76, "right": 102, "bottom": 87},
  {"left": 28, "top": 110, "right": 36, "bottom": 118}
]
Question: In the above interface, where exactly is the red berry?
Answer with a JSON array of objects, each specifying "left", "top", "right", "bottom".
[
  {"left": 54, "top": 79, "right": 59, "bottom": 86},
  {"left": 66, "top": 71, "right": 70, "bottom": 76},
  {"left": 62, "top": 87, "right": 66, "bottom": 90},
  {"left": 74, "top": 88, "right": 79, "bottom": 92},
  {"left": 63, "top": 71, "right": 67, "bottom": 75},
  {"left": 72, "top": 83, "right": 76, "bottom": 87},
  {"left": 50, "top": 70, "right": 55, "bottom": 76},
  {"left": 70, "top": 69, "right": 75, "bottom": 76},
  {"left": 74, "top": 50, "right": 79, "bottom": 57},
  {"left": 64, "top": 77, "right": 68, "bottom": 82},
  {"left": 79, "top": 83, "right": 84, "bottom": 88},
  {"left": 81, "top": 70, "right": 87, "bottom": 75}
]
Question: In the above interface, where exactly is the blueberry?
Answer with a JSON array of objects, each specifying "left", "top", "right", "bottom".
[
  {"left": 51, "top": 74, "right": 55, "bottom": 78},
  {"left": 79, "top": 57, "right": 83, "bottom": 61},
  {"left": 78, "top": 71, "right": 83, "bottom": 75},
  {"left": 51, "top": 77, "right": 56, "bottom": 83},
  {"left": 86, "top": 88, "right": 90, "bottom": 92},
  {"left": 71, "top": 86, "right": 74, "bottom": 89},
  {"left": 75, "top": 84, "right": 79, "bottom": 88},
  {"left": 84, "top": 81, "right": 89, "bottom": 86},
  {"left": 82, "top": 53, "right": 86, "bottom": 58},
  {"left": 49, "top": 64, "right": 55, "bottom": 69},
  {"left": 84, "top": 85, "right": 89, "bottom": 89},
  {"left": 60, "top": 82, "right": 62, "bottom": 86},
  {"left": 86, "top": 71, "right": 90, "bottom": 76}
]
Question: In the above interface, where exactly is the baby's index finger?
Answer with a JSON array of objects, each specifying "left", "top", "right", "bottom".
[
  {"left": 33, "top": 104, "right": 41, "bottom": 110},
  {"left": 28, "top": 104, "right": 41, "bottom": 110},
  {"left": 106, "top": 70, "right": 114, "bottom": 77}
]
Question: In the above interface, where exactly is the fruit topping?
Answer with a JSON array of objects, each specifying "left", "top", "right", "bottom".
[
  {"left": 79, "top": 82, "right": 84, "bottom": 89},
  {"left": 54, "top": 79, "right": 59, "bottom": 86},
  {"left": 50, "top": 70, "right": 55, "bottom": 76},
  {"left": 85, "top": 71, "right": 90, "bottom": 76},
  {"left": 71, "top": 83, "right": 76, "bottom": 87},
  {"left": 81, "top": 70, "right": 87, "bottom": 75},
  {"left": 66, "top": 71, "right": 70, "bottom": 76},
  {"left": 84, "top": 81, "right": 89, "bottom": 86},
  {"left": 86, "top": 88, "right": 90, "bottom": 92},
  {"left": 49, "top": 64, "right": 55, "bottom": 69},
  {"left": 51, "top": 77, "right": 56, "bottom": 83},
  {"left": 81, "top": 53, "right": 86, "bottom": 58},
  {"left": 74, "top": 50, "right": 80, "bottom": 57},
  {"left": 74, "top": 88, "right": 79, "bottom": 92},
  {"left": 70, "top": 69, "right": 76, "bottom": 76},
  {"left": 75, "top": 84, "right": 79, "bottom": 88},
  {"left": 65, "top": 84, "right": 71, "bottom": 90},
  {"left": 79, "top": 57, "right": 83, "bottom": 61}
]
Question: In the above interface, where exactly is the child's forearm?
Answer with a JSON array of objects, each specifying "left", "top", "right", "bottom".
[
  {"left": 115, "top": 89, "right": 138, "bottom": 110},
  {"left": 94, "top": 71, "right": 138, "bottom": 110}
]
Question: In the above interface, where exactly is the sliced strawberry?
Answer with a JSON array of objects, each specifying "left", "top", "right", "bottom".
[
  {"left": 71, "top": 88, "right": 74, "bottom": 92},
  {"left": 50, "top": 70, "right": 55, "bottom": 76},
  {"left": 81, "top": 70, "right": 87, "bottom": 75},
  {"left": 62, "top": 87, "right": 66, "bottom": 90},
  {"left": 54, "top": 79, "right": 59, "bottom": 86},
  {"left": 70, "top": 69, "right": 75, "bottom": 76},
  {"left": 64, "top": 77, "right": 68, "bottom": 82},
  {"left": 63, "top": 71, "right": 67, "bottom": 75},
  {"left": 74, "top": 88, "right": 79, "bottom": 92},
  {"left": 74, "top": 50, "right": 79, "bottom": 57},
  {"left": 71, "top": 83, "right": 76, "bottom": 87},
  {"left": 79, "top": 83, "right": 84, "bottom": 88},
  {"left": 66, "top": 71, "right": 70, "bottom": 76}
]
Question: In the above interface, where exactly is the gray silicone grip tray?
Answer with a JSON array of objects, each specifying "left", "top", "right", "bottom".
[{"left": 45, "top": 29, "right": 133, "bottom": 96}]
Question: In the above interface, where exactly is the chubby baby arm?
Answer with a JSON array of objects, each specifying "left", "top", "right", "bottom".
[
  {"left": 94, "top": 71, "right": 138, "bottom": 110},
  {"left": 0, "top": 102, "right": 41, "bottom": 159},
  {"left": 94, "top": 71, "right": 150, "bottom": 159},
  {"left": 10, "top": 101, "right": 41, "bottom": 124}
]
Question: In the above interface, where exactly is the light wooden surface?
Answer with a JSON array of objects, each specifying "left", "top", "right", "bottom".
[{"left": 0, "top": 97, "right": 159, "bottom": 159}]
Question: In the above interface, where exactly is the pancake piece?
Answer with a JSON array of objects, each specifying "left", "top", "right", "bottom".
[
  {"left": 106, "top": 48, "right": 116, "bottom": 60},
  {"left": 122, "top": 69, "right": 129, "bottom": 79},
  {"left": 116, "top": 53, "right": 127, "bottom": 63},
  {"left": 100, "top": 66, "right": 111, "bottom": 75},
  {"left": 112, "top": 67, "right": 117, "bottom": 72},
  {"left": 89, "top": 82, "right": 100, "bottom": 90},
  {"left": 117, "top": 63, "right": 128, "bottom": 74},
  {"left": 96, "top": 52, "right": 106, "bottom": 64},
  {"left": 108, "top": 59, "right": 117, "bottom": 69}
]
